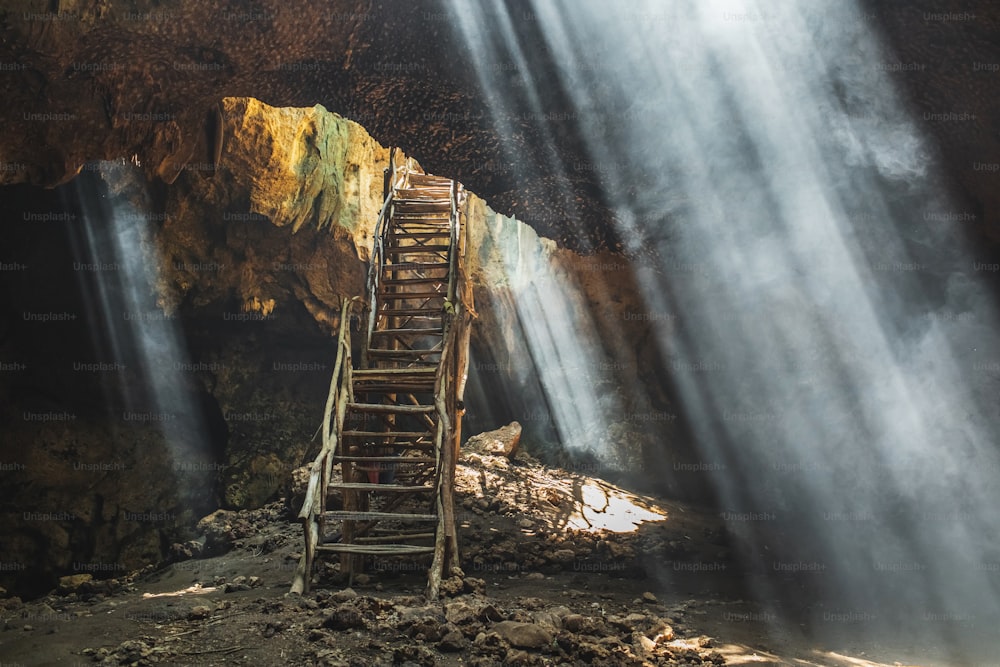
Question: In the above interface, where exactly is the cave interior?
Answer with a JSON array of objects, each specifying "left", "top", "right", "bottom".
[{"left": 2, "top": 1, "right": 1000, "bottom": 665}]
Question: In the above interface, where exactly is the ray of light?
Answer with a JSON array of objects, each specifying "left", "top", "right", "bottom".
[{"left": 444, "top": 0, "right": 1000, "bottom": 663}]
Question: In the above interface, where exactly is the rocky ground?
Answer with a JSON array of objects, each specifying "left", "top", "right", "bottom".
[{"left": 0, "top": 439, "right": 942, "bottom": 666}]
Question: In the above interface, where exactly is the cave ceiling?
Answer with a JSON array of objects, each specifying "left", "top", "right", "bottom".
[{"left": 1, "top": 0, "right": 999, "bottom": 250}]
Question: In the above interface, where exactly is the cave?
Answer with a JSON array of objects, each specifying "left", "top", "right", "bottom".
[{"left": 2, "top": 1, "right": 1000, "bottom": 665}]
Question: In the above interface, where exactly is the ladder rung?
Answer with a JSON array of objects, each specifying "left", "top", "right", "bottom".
[
  {"left": 390, "top": 232, "right": 451, "bottom": 238},
  {"left": 388, "top": 242, "right": 449, "bottom": 249},
  {"left": 325, "top": 510, "right": 437, "bottom": 521},
  {"left": 393, "top": 198, "right": 451, "bottom": 205},
  {"left": 378, "top": 292, "right": 447, "bottom": 300},
  {"left": 369, "top": 527, "right": 437, "bottom": 534},
  {"left": 370, "top": 328, "right": 443, "bottom": 336},
  {"left": 353, "top": 373, "right": 437, "bottom": 381},
  {"left": 352, "top": 385, "right": 436, "bottom": 393},
  {"left": 342, "top": 440, "right": 435, "bottom": 450},
  {"left": 407, "top": 173, "right": 452, "bottom": 183},
  {"left": 400, "top": 183, "right": 451, "bottom": 192},
  {"left": 394, "top": 198, "right": 451, "bottom": 204},
  {"left": 402, "top": 189, "right": 450, "bottom": 196},
  {"left": 354, "top": 368, "right": 437, "bottom": 375},
  {"left": 381, "top": 278, "right": 447, "bottom": 286},
  {"left": 357, "top": 533, "right": 435, "bottom": 543},
  {"left": 386, "top": 246, "right": 448, "bottom": 254},
  {"left": 316, "top": 544, "right": 436, "bottom": 555},
  {"left": 393, "top": 210, "right": 451, "bottom": 218},
  {"left": 383, "top": 245, "right": 451, "bottom": 254},
  {"left": 365, "top": 353, "right": 440, "bottom": 361},
  {"left": 376, "top": 310, "right": 441, "bottom": 318},
  {"left": 360, "top": 368, "right": 433, "bottom": 378},
  {"left": 359, "top": 441, "right": 435, "bottom": 450},
  {"left": 346, "top": 403, "right": 436, "bottom": 414},
  {"left": 342, "top": 430, "right": 433, "bottom": 438},
  {"left": 392, "top": 210, "right": 451, "bottom": 217},
  {"left": 368, "top": 347, "right": 441, "bottom": 359},
  {"left": 392, "top": 207, "right": 452, "bottom": 214},
  {"left": 327, "top": 482, "right": 434, "bottom": 492},
  {"left": 331, "top": 455, "right": 437, "bottom": 463},
  {"left": 381, "top": 263, "right": 450, "bottom": 271}
]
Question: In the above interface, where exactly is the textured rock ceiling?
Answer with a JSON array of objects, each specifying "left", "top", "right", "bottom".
[{"left": 1, "top": 0, "right": 999, "bottom": 249}]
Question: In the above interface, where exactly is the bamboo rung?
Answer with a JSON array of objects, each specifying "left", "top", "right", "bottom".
[
  {"left": 331, "top": 455, "right": 436, "bottom": 463},
  {"left": 376, "top": 310, "right": 441, "bottom": 318},
  {"left": 352, "top": 389, "right": 435, "bottom": 396},
  {"left": 381, "top": 262, "right": 450, "bottom": 271},
  {"left": 328, "top": 482, "right": 434, "bottom": 492},
  {"left": 316, "top": 544, "right": 436, "bottom": 555},
  {"left": 393, "top": 198, "right": 452, "bottom": 205},
  {"left": 346, "top": 402, "right": 436, "bottom": 414},
  {"left": 325, "top": 511, "right": 437, "bottom": 521},
  {"left": 384, "top": 245, "right": 450, "bottom": 253},
  {"left": 371, "top": 328, "right": 443, "bottom": 336},
  {"left": 342, "top": 430, "right": 433, "bottom": 439},
  {"left": 344, "top": 441, "right": 435, "bottom": 450},
  {"left": 377, "top": 292, "right": 447, "bottom": 300},
  {"left": 356, "top": 532, "right": 436, "bottom": 543},
  {"left": 366, "top": 350, "right": 441, "bottom": 358},
  {"left": 354, "top": 368, "right": 437, "bottom": 376},
  {"left": 381, "top": 278, "right": 447, "bottom": 286}
]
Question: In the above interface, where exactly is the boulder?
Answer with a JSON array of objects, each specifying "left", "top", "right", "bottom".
[
  {"left": 57, "top": 574, "right": 92, "bottom": 595},
  {"left": 466, "top": 422, "right": 522, "bottom": 458}
]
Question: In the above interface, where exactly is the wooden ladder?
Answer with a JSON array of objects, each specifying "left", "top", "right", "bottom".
[{"left": 292, "top": 153, "right": 473, "bottom": 598}]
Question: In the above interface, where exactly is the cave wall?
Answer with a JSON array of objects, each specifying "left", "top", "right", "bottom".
[
  {"left": 0, "top": 98, "right": 393, "bottom": 596},
  {"left": 0, "top": 169, "right": 225, "bottom": 599}
]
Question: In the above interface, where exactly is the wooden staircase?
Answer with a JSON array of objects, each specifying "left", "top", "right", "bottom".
[{"left": 292, "top": 153, "right": 473, "bottom": 598}]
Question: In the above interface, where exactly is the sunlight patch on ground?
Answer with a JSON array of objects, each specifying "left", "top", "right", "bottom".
[
  {"left": 713, "top": 641, "right": 785, "bottom": 665},
  {"left": 564, "top": 481, "right": 666, "bottom": 533},
  {"left": 814, "top": 653, "right": 927, "bottom": 667},
  {"left": 142, "top": 584, "right": 218, "bottom": 599},
  {"left": 712, "top": 642, "right": 929, "bottom": 667},
  {"left": 456, "top": 453, "right": 667, "bottom": 533}
]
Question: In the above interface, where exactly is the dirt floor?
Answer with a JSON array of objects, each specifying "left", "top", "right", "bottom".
[{"left": 0, "top": 446, "right": 982, "bottom": 666}]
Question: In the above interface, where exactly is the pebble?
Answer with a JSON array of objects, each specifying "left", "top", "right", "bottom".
[
  {"left": 331, "top": 587, "right": 358, "bottom": 602},
  {"left": 188, "top": 605, "right": 211, "bottom": 620}
]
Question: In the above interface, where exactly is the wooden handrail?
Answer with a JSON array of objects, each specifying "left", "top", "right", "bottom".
[
  {"left": 427, "top": 309, "right": 460, "bottom": 598},
  {"left": 364, "top": 163, "right": 409, "bottom": 367},
  {"left": 291, "top": 296, "right": 358, "bottom": 594}
]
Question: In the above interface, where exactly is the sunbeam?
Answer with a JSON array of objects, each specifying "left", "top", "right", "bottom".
[
  {"left": 70, "top": 161, "right": 218, "bottom": 508},
  {"left": 446, "top": 0, "right": 1000, "bottom": 662}
]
